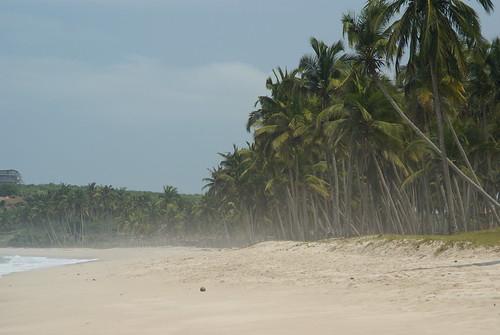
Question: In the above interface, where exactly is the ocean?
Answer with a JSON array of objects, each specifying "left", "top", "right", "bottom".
[{"left": 0, "top": 255, "right": 97, "bottom": 277}]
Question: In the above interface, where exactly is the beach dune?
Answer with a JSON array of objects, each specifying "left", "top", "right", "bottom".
[{"left": 1, "top": 239, "right": 500, "bottom": 334}]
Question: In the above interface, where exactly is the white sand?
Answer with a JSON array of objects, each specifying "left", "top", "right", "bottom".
[{"left": 1, "top": 239, "right": 500, "bottom": 334}]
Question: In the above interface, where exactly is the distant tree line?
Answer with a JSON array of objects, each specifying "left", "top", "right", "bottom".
[{"left": 0, "top": 184, "right": 203, "bottom": 246}]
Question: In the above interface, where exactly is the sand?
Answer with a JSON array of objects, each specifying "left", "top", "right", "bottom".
[{"left": 1, "top": 238, "right": 500, "bottom": 334}]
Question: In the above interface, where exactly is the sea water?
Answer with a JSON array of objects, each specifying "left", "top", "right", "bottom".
[{"left": 0, "top": 255, "right": 97, "bottom": 277}]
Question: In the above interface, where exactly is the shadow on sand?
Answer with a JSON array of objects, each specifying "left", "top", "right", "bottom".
[{"left": 392, "top": 259, "right": 500, "bottom": 273}]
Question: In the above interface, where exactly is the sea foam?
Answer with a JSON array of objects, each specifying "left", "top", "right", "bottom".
[{"left": 0, "top": 255, "right": 97, "bottom": 277}]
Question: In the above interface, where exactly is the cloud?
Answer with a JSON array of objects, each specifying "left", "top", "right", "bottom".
[
  {"left": 0, "top": 56, "right": 268, "bottom": 192},
  {"left": 0, "top": 56, "right": 267, "bottom": 123},
  {"left": 9, "top": 0, "right": 241, "bottom": 7}
]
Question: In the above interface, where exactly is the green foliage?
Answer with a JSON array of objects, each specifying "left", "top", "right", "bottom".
[
  {"left": 0, "top": 183, "right": 19, "bottom": 196},
  {"left": 0, "top": 183, "right": 204, "bottom": 246},
  {"left": 203, "top": 1, "right": 500, "bottom": 241}
]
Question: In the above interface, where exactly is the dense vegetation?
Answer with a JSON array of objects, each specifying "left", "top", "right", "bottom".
[
  {"left": 202, "top": 0, "right": 500, "bottom": 241},
  {"left": 1, "top": 0, "right": 499, "bottom": 246},
  {"left": 0, "top": 184, "right": 203, "bottom": 246}
]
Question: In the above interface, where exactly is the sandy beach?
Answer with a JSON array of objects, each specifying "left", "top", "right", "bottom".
[{"left": 1, "top": 239, "right": 500, "bottom": 335}]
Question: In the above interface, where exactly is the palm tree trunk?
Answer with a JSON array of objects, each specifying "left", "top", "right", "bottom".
[
  {"left": 80, "top": 211, "right": 85, "bottom": 244},
  {"left": 453, "top": 177, "right": 467, "bottom": 231},
  {"left": 444, "top": 114, "right": 500, "bottom": 223},
  {"left": 222, "top": 218, "right": 230, "bottom": 241},
  {"left": 444, "top": 114, "right": 477, "bottom": 182},
  {"left": 373, "top": 76, "right": 500, "bottom": 210},
  {"left": 330, "top": 153, "right": 342, "bottom": 234},
  {"left": 345, "top": 135, "right": 354, "bottom": 234},
  {"left": 372, "top": 153, "right": 404, "bottom": 234},
  {"left": 275, "top": 209, "right": 287, "bottom": 239},
  {"left": 430, "top": 61, "right": 458, "bottom": 234}
]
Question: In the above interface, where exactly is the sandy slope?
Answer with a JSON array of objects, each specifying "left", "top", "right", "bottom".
[{"left": 1, "top": 239, "right": 500, "bottom": 334}]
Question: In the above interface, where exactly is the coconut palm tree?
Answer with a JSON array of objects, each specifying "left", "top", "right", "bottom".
[
  {"left": 342, "top": 1, "right": 498, "bottom": 232},
  {"left": 384, "top": 0, "right": 495, "bottom": 231},
  {"left": 299, "top": 38, "right": 345, "bottom": 108}
]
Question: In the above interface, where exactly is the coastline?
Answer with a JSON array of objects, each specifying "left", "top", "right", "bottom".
[{"left": 1, "top": 240, "right": 500, "bottom": 334}]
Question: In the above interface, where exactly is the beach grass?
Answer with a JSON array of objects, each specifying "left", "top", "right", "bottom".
[{"left": 380, "top": 228, "right": 500, "bottom": 248}]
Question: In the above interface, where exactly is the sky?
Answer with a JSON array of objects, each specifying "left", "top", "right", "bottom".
[{"left": 1, "top": 0, "right": 499, "bottom": 194}]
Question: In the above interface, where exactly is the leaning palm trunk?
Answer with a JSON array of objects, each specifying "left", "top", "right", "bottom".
[
  {"left": 444, "top": 114, "right": 500, "bottom": 223},
  {"left": 275, "top": 208, "right": 287, "bottom": 239},
  {"left": 445, "top": 114, "right": 479, "bottom": 183},
  {"left": 430, "top": 62, "right": 458, "bottom": 233},
  {"left": 373, "top": 76, "right": 500, "bottom": 210},
  {"left": 453, "top": 177, "right": 467, "bottom": 231},
  {"left": 372, "top": 153, "right": 404, "bottom": 233},
  {"left": 345, "top": 133, "right": 355, "bottom": 233}
]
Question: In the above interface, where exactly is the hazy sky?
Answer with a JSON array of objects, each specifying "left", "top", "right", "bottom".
[{"left": 1, "top": 0, "right": 499, "bottom": 193}]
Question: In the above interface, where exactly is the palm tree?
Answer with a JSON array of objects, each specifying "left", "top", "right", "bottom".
[
  {"left": 342, "top": 1, "right": 498, "bottom": 231},
  {"left": 162, "top": 185, "right": 180, "bottom": 205},
  {"left": 299, "top": 38, "right": 345, "bottom": 108},
  {"left": 384, "top": 0, "right": 495, "bottom": 231},
  {"left": 318, "top": 70, "right": 409, "bottom": 233},
  {"left": 298, "top": 38, "right": 349, "bottom": 231}
]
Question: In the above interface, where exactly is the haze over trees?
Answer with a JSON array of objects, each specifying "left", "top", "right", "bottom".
[
  {"left": 0, "top": 184, "right": 204, "bottom": 246},
  {"left": 203, "top": 0, "right": 500, "bottom": 241},
  {"left": 1, "top": 0, "right": 499, "bottom": 246}
]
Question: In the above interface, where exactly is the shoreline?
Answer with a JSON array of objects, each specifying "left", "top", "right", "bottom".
[
  {"left": 0, "top": 254, "right": 98, "bottom": 278},
  {"left": 1, "top": 240, "right": 500, "bottom": 334}
]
